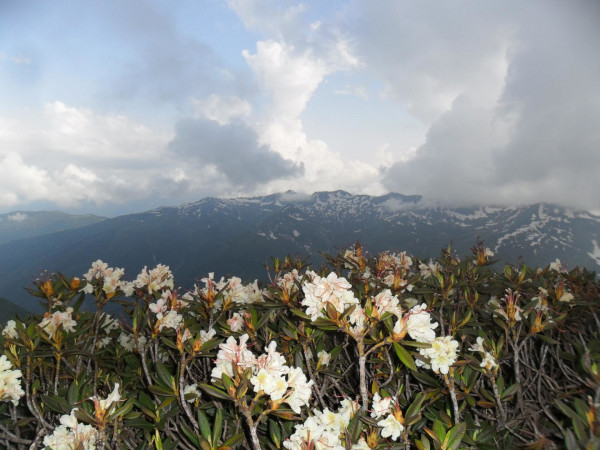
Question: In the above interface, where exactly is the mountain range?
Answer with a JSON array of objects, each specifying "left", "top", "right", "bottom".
[{"left": 0, "top": 190, "right": 599, "bottom": 312}]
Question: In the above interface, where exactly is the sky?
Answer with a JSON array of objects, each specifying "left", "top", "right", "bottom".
[{"left": 1, "top": 0, "right": 599, "bottom": 216}]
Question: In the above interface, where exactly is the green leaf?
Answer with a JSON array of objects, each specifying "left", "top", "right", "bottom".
[
  {"left": 442, "top": 422, "right": 465, "bottom": 450},
  {"left": 155, "top": 361, "right": 175, "bottom": 390},
  {"left": 197, "top": 410, "right": 212, "bottom": 445},
  {"left": 405, "top": 392, "right": 425, "bottom": 425},
  {"left": 536, "top": 334, "right": 560, "bottom": 345},
  {"left": 219, "top": 433, "right": 245, "bottom": 449},
  {"left": 199, "top": 383, "right": 231, "bottom": 400},
  {"left": 393, "top": 342, "right": 417, "bottom": 371},
  {"left": 290, "top": 309, "right": 310, "bottom": 320},
  {"left": 269, "top": 419, "right": 282, "bottom": 448},
  {"left": 501, "top": 383, "right": 520, "bottom": 400},
  {"left": 213, "top": 408, "right": 224, "bottom": 446},
  {"left": 180, "top": 422, "right": 200, "bottom": 446},
  {"left": 148, "top": 385, "right": 176, "bottom": 397},
  {"left": 433, "top": 419, "right": 446, "bottom": 442}
]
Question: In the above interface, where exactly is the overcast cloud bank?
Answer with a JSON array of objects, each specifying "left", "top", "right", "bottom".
[{"left": 0, "top": 0, "right": 598, "bottom": 215}]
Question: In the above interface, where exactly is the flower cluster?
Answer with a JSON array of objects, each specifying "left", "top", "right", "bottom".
[
  {"left": 417, "top": 336, "right": 460, "bottom": 375},
  {"left": 283, "top": 398, "right": 359, "bottom": 449},
  {"left": 117, "top": 332, "right": 147, "bottom": 352},
  {"left": 393, "top": 303, "right": 438, "bottom": 343},
  {"left": 211, "top": 335, "right": 313, "bottom": 413},
  {"left": 0, "top": 355, "right": 24, "bottom": 406},
  {"left": 148, "top": 290, "right": 186, "bottom": 333},
  {"left": 370, "top": 393, "right": 405, "bottom": 441},
  {"left": 38, "top": 307, "right": 77, "bottom": 338},
  {"left": 2, "top": 320, "right": 17, "bottom": 339},
  {"left": 301, "top": 272, "right": 359, "bottom": 321},
  {"left": 469, "top": 337, "right": 498, "bottom": 371},
  {"left": 130, "top": 264, "right": 174, "bottom": 295},
  {"left": 43, "top": 408, "right": 98, "bottom": 449},
  {"left": 372, "top": 289, "right": 402, "bottom": 318},
  {"left": 182, "top": 273, "right": 264, "bottom": 311},
  {"left": 377, "top": 251, "right": 413, "bottom": 291},
  {"left": 419, "top": 260, "right": 441, "bottom": 279},
  {"left": 82, "top": 260, "right": 130, "bottom": 297}
]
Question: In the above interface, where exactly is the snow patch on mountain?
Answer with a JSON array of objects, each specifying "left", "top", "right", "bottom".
[{"left": 588, "top": 240, "right": 600, "bottom": 266}]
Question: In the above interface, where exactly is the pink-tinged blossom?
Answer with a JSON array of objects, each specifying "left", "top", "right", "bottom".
[
  {"left": 370, "top": 392, "right": 393, "bottom": 419},
  {"left": 285, "top": 367, "right": 313, "bottom": 414},
  {"left": 277, "top": 269, "right": 300, "bottom": 292},
  {"left": 256, "top": 341, "right": 289, "bottom": 376},
  {"left": 301, "top": 272, "right": 358, "bottom": 321},
  {"left": 133, "top": 264, "right": 174, "bottom": 294},
  {"left": 373, "top": 289, "right": 402, "bottom": 318},
  {"left": 419, "top": 260, "right": 441, "bottom": 279},
  {"left": 38, "top": 307, "right": 77, "bottom": 337},
  {"left": 227, "top": 312, "right": 245, "bottom": 332},
  {"left": 0, "top": 355, "right": 24, "bottom": 406},
  {"left": 211, "top": 334, "right": 257, "bottom": 380}
]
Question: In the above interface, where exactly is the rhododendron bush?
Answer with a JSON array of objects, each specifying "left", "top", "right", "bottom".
[{"left": 1, "top": 242, "right": 599, "bottom": 449}]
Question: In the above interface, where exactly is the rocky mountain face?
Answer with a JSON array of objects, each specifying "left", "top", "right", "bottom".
[{"left": 0, "top": 191, "right": 598, "bottom": 311}]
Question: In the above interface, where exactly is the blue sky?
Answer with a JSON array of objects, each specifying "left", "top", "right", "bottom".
[{"left": 1, "top": 0, "right": 599, "bottom": 216}]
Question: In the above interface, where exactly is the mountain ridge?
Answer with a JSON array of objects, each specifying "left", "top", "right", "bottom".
[{"left": 0, "top": 191, "right": 598, "bottom": 312}]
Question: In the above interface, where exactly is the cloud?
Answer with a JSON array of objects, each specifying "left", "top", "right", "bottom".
[
  {"left": 168, "top": 118, "right": 304, "bottom": 189},
  {"left": 369, "top": 1, "right": 600, "bottom": 210},
  {"left": 192, "top": 94, "right": 252, "bottom": 125},
  {"left": 8, "top": 212, "right": 27, "bottom": 222}
]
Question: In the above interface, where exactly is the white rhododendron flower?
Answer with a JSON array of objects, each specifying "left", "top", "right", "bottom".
[
  {"left": 419, "top": 336, "right": 459, "bottom": 375},
  {"left": 480, "top": 352, "right": 498, "bottom": 370},
  {"left": 132, "top": 264, "right": 174, "bottom": 294},
  {"left": 212, "top": 335, "right": 313, "bottom": 413},
  {"left": 0, "top": 355, "right": 24, "bottom": 406},
  {"left": 43, "top": 408, "right": 98, "bottom": 449},
  {"left": 405, "top": 303, "right": 438, "bottom": 343},
  {"left": 90, "top": 384, "right": 121, "bottom": 415},
  {"left": 82, "top": 260, "right": 130, "bottom": 296},
  {"left": 371, "top": 392, "right": 393, "bottom": 419},
  {"left": 183, "top": 383, "right": 201, "bottom": 403},
  {"left": 419, "top": 260, "right": 441, "bottom": 279},
  {"left": 118, "top": 332, "right": 147, "bottom": 352},
  {"left": 469, "top": 337, "right": 497, "bottom": 370},
  {"left": 301, "top": 272, "right": 359, "bottom": 321},
  {"left": 199, "top": 327, "right": 217, "bottom": 343},
  {"left": 549, "top": 258, "right": 564, "bottom": 272},
  {"left": 284, "top": 399, "right": 359, "bottom": 449},
  {"left": 377, "top": 413, "right": 404, "bottom": 440},
  {"left": 317, "top": 350, "right": 331, "bottom": 367},
  {"left": 559, "top": 291, "right": 574, "bottom": 302},
  {"left": 372, "top": 289, "right": 402, "bottom": 318},
  {"left": 211, "top": 334, "right": 257, "bottom": 380},
  {"left": 38, "top": 307, "right": 77, "bottom": 337},
  {"left": 348, "top": 305, "right": 366, "bottom": 335},
  {"left": 277, "top": 269, "right": 300, "bottom": 293},
  {"left": 2, "top": 320, "right": 17, "bottom": 339},
  {"left": 227, "top": 312, "right": 245, "bottom": 332},
  {"left": 351, "top": 438, "right": 371, "bottom": 450}
]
